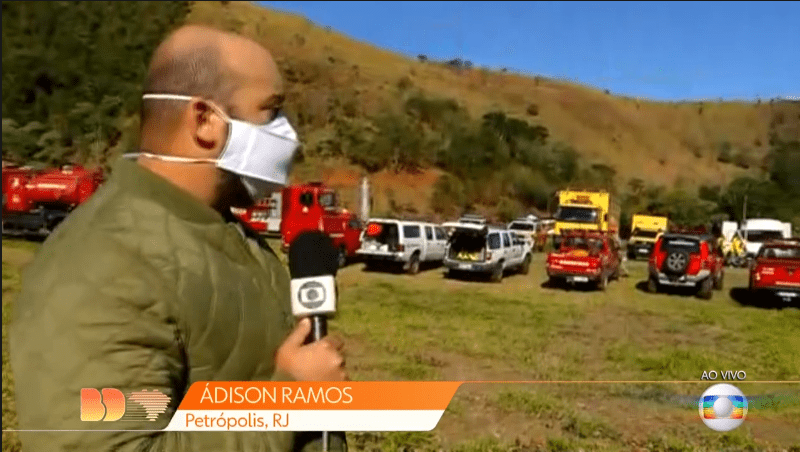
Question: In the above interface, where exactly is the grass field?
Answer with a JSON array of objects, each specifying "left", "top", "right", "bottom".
[{"left": 3, "top": 237, "right": 800, "bottom": 451}]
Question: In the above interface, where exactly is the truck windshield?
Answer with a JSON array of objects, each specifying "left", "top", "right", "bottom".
[
  {"left": 555, "top": 207, "right": 598, "bottom": 223},
  {"left": 561, "top": 236, "right": 603, "bottom": 251},
  {"left": 509, "top": 222, "right": 534, "bottom": 231},
  {"left": 632, "top": 229, "right": 659, "bottom": 238},
  {"left": 744, "top": 230, "right": 784, "bottom": 243},
  {"left": 319, "top": 192, "right": 337, "bottom": 208},
  {"left": 758, "top": 245, "right": 800, "bottom": 259},
  {"left": 662, "top": 237, "right": 700, "bottom": 253}
]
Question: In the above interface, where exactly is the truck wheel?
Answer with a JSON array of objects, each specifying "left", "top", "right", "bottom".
[
  {"left": 697, "top": 278, "right": 713, "bottom": 300},
  {"left": 520, "top": 254, "right": 531, "bottom": 275},
  {"left": 337, "top": 246, "right": 347, "bottom": 269},
  {"left": 490, "top": 262, "right": 504, "bottom": 283},
  {"left": 627, "top": 250, "right": 636, "bottom": 260},
  {"left": 664, "top": 251, "right": 690, "bottom": 274},
  {"left": 647, "top": 277, "right": 659, "bottom": 294},
  {"left": 407, "top": 253, "right": 420, "bottom": 275},
  {"left": 597, "top": 273, "right": 608, "bottom": 291}
]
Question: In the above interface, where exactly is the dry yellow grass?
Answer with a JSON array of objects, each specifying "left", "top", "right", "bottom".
[{"left": 183, "top": 1, "right": 799, "bottom": 212}]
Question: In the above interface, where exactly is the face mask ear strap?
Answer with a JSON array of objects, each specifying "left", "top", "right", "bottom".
[
  {"left": 123, "top": 152, "right": 218, "bottom": 164},
  {"left": 142, "top": 94, "right": 232, "bottom": 122},
  {"left": 142, "top": 94, "right": 194, "bottom": 102}
]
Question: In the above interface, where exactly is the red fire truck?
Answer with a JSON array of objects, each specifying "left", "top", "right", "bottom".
[
  {"left": 2, "top": 163, "right": 104, "bottom": 236},
  {"left": 279, "top": 182, "right": 363, "bottom": 268},
  {"left": 231, "top": 191, "right": 282, "bottom": 236}
]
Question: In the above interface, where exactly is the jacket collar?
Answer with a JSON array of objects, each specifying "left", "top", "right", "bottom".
[{"left": 111, "top": 157, "right": 225, "bottom": 225}]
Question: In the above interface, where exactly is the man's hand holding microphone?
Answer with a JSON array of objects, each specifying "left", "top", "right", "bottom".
[{"left": 276, "top": 317, "right": 347, "bottom": 381}]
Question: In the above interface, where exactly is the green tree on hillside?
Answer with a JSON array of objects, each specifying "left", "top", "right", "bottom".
[
  {"left": 430, "top": 174, "right": 466, "bottom": 217},
  {"left": 769, "top": 139, "right": 800, "bottom": 194},
  {"left": 2, "top": 1, "right": 189, "bottom": 165}
]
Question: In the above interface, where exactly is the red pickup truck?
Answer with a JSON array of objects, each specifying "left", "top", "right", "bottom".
[
  {"left": 546, "top": 231, "right": 622, "bottom": 290},
  {"left": 749, "top": 239, "right": 800, "bottom": 304}
]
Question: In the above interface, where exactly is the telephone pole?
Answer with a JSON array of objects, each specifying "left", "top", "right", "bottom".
[{"left": 742, "top": 194, "right": 748, "bottom": 241}]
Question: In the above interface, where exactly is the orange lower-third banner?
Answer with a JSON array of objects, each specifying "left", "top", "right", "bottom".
[{"left": 164, "top": 381, "right": 462, "bottom": 431}]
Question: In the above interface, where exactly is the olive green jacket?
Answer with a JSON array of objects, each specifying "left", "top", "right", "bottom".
[{"left": 10, "top": 157, "right": 346, "bottom": 452}]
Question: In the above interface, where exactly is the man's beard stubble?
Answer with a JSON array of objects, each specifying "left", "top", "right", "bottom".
[{"left": 212, "top": 169, "right": 256, "bottom": 214}]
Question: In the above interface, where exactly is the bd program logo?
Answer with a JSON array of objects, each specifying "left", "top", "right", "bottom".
[
  {"left": 81, "top": 388, "right": 171, "bottom": 422},
  {"left": 698, "top": 383, "right": 748, "bottom": 432}
]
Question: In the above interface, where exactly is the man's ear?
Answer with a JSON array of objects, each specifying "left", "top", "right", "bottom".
[{"left": 191, "top": 100, "right": 228, "bottom": 156}]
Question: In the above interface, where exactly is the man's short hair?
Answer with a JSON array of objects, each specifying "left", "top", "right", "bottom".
[{"left": 140, "top": 45, "right": 240, "bottom": 130}]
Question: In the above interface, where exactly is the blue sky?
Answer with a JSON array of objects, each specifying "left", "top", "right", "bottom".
[{"left": 258, "top": 1, "right": 799, "bottom": 102}]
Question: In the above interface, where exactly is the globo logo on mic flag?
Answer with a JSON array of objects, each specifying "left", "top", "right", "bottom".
[
  {"left": 298, "top": 281, "right": 327, "bottom": 309},
  {"left": 290, "top": 275, "right": 336, "bottom": 316}
]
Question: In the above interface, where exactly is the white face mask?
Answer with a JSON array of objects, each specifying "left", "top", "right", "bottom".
[{"left": 124, "top": 94, "right": 300, "bottom": 201}]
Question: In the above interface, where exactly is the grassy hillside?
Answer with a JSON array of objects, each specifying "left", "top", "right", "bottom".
[
  {"left": 2, "top": 1, "right": 797, "bottom": 223},
  {"left": 186, "top": 1, "right": 799, "bottom": 217}
]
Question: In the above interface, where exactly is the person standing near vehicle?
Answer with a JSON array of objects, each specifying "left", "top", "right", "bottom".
[{"left": 10, "top": 25, "right": 347, "bottom": 452}]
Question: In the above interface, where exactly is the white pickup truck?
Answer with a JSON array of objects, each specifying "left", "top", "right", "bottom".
[
  {"left": 442, "top": 222, "right": 532, "bottom": 282},
  {"left": 356, "top": 219, "right": 449, "bottom": 274}
]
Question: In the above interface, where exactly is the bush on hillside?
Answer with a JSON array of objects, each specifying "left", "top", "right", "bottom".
[
  {"left": 496, "top": 196, "right": 522, "bottom": 223},
  {"left": 717, "top": 142, "right": 733, "bottom": 163},
  {"left": 587, "top": 164, "right": 617, "bottom": 191},
  {"left": 733, "top": 151, "right": 751, "bottom": 169},
  {"left": 431, "top": 174, "right": 466, "bottom": 217},
  {"left": 547, "top": 144, "right": 580, "bottom": 183}
]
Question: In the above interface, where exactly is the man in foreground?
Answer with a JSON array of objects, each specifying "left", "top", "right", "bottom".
[{"left": 11, "top": 25, "right": 347, "bottom": 452}]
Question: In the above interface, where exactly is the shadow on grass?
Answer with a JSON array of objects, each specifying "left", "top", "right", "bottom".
[
  {"left": 360, "top": 261, "right": 443, "bottom": 275},
  {"left": 441, "top": 268, "right": 530, "bottom": 284},
  {"left": 539, "top": 278, "right": 601, "bottom": 292},
  {"left": 634, "top": 280, "right": 703, "bottom": 299},
  {"left": 729, "top": 287, "right": 799, "bottom": 310}
]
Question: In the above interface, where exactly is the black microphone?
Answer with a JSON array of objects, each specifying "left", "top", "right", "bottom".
[
  {"left": 288, "top": 231, "right": 341, "bottom": 452},
  {"left": 288, "top": 231, "right": 339, "bottom": 343}
]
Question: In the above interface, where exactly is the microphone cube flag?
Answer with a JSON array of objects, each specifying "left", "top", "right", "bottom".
[
  {"left": 288, "top": 231, "right": 339, "bottom": 317},
  {"left": 291, "top": 275, "right": 336, "bottom": 316}
]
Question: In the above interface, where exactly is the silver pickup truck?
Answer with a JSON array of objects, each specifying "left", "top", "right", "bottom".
[{"left": 442, "top": 222, "right": 533, "bottom": 282}]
